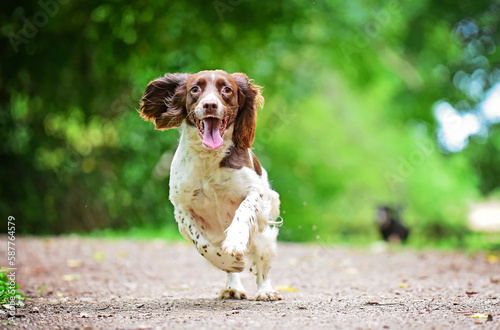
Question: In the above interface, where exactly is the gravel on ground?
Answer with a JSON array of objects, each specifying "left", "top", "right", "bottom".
[{"left": 1, "top": 236, "right": 499, "bottom": 329}]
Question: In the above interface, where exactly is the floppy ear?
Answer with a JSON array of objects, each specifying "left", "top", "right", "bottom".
[
  {"left": 231, "top": 73, "right": 264, "bottom": 149},
  {"left": 139, "top": 73, "right": 190, "bottom": 130}
]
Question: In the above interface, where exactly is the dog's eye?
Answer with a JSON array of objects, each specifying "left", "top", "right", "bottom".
[
  {"left": 191, "top": 86, "right": 200, "bottom": 94},
  {"left": 222, "top": 87, "right": 232, "bottom": 94}
]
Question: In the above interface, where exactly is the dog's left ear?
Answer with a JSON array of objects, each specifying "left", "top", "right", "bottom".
[
  {"left": 139, "top": 73, "right": 191, "bottom": 130},
  {"left": 231, "top": 73, "right": 264, "bottom": 149}
]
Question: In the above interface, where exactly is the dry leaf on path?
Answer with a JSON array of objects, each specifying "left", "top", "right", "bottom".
[
  {"left": 117, "top": 251, "right": 128, "bottom": 259},
  {"left": 465, "top": 291, "right": 478, "bottom": 296},
  {"left": 62, "top": 274, "right": 80, "bottom": 282},
  {"left": 486, "top": 255, "right": 499, "bottom": 264},
  {"left": 276, "top": 285, "right": 299, "bottom": 292},
  {"left": 93, "top": 251, "right": 105, "bottom": 262},
  {"left": 66, "top": 259, "right": 83, "bottom": 268}
]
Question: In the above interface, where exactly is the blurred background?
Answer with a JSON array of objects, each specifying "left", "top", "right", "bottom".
[{"left": 1, "top": 0, "right": 500, "bottom": 249}]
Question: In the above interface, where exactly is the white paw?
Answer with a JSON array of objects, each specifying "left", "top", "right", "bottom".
[
  {"left": 222, "top": 222, "right": 249, "bottom": 260},
  {"left": 219, "top": 288, "right": 247, "bottom": 300},
  {"left": 255, "top": 289, "right": 283, "bottom": 301},
  {"left": 222, "top": 238, "right": 247, "bottom": 260}
]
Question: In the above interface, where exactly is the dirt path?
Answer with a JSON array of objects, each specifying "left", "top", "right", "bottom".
[{"left": 2, "top": 236, "right": 500, "bottom": 329}]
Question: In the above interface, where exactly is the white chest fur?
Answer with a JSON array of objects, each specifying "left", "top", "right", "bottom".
[
  {"left": 169, "top": 124, "right": 263, "bottom": 244},
  {"left": 167, "top": 124, "right": 281, "bottom": 274}
]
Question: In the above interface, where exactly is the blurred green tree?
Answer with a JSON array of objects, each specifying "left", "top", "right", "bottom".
[{"left": 0, "top": 0, "right": 498, "bottom": 245}]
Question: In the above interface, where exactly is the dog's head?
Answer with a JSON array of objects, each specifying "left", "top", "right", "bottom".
[{"left": 140, "top": 70, "right": 263, "bottom": 150}]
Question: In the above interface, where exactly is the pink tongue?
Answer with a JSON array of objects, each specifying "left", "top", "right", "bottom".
[{"left": 202, "top": 118, "right": 224, "bottom": 149}]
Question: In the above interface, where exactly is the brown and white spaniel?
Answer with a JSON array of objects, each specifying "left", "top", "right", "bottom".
[{"left": 139, "top": 70, "right": 282, "bottom": 301}]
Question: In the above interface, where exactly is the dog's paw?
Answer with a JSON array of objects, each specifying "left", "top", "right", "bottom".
[
  {"left": 222, "top": 223, "right": 249, "bottom": 260},
  {"left": 222, "top": 239, "right": 247, "bottom": 260},
  {"left": 255, "top": 289, "right": 283, "bottom": 301},
  {"left": 219, "top": 288, "right": 247, "bottom": 300}
]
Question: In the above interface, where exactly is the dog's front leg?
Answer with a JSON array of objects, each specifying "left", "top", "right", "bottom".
[{"left": 222, "top": 190, "right": 260, "bottom": 260}]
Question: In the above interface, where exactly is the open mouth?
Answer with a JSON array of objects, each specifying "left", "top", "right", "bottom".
[{"left": 195, "top": 116, "right": 228, "bottom": 150}]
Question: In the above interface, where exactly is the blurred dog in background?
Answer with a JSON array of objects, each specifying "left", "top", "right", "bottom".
[{"left": 376, "top": 206, "right": 409, "bottom": 243}]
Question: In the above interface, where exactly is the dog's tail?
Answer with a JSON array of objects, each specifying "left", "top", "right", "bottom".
[{"left": 266, "top": 190, "right": 283, "bottom": 227}]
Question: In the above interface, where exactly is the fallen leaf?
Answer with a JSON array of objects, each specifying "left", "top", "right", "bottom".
[
  {"left": 117, "top": 251, "right": 128, "bottom": 259},
  {"left": 56, "top": 292, "right": 64, "bottom": 297},
  {"left": 398, "top": 283, "right": 409, "bottom": 288},
  {"left": 490, "top": 277, "right": 499, "bottom": 284},
  {"left": 2, "top": 321, "right": 17, "bottom": 326},
  {"left": 93, "top": 251, "right": 105, "bottom": 262},
  {"left": 366, "top": 301, "right": 380, "bottom": 305},
  {"left": 66, "top": 259, "right": 83, "bottom": 268},
  {"left": 470, "top": 313, "right": 489, "bottom": 318},
  {"left": 487, "top": 255, "right": 499, "bottom": 264},
  {"left": 62, "top": 274, "right": 80, "bottom": 282},
  {"left": 466, "top": 291, "right": 478, "bottom": 296},
  {"left": 276, "top": 285, "right": 299, "bottom": 292}
]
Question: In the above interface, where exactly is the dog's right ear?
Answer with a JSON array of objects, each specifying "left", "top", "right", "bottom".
[{"left": 139, "top": 73, "right": 190, "bottom": 130}]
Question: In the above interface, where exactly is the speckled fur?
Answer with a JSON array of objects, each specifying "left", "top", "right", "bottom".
[
  {"left": 141, "top": 70, "right": 282, "bottom": 301},
  {"left": 169, "top": 122, "right": 281, "bottom": 300}
]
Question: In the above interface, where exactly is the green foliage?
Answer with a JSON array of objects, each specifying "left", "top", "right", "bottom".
[
  {"left": 0, "top": 268, "right": 25, "bottom": 308},
  {"left": 0, "top": 0, "right": 499, "bottom": 247}
]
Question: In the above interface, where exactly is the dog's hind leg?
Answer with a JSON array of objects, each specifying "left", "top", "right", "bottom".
[{"left": 250, "top": 226, "right": 282, "bottom": 301}]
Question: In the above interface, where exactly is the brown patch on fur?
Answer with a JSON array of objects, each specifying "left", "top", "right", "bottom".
[
  {"left": 251, "top": 152, "right": 262, "bottom": 176},
  {"left": 220, "top": 146, "right": 262, "bottom": 176},
  {"left": 231, "top": 266, "right": 245, "bottom": 272},
  {"left": 231, "top": 73, "right": 264, "bottom": 149},
  {"left": 189, "top": 208, "right": 211, "bottom": 232},
  {"left": 220, "top": 146, "right": 251, "bottom": 170}
]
